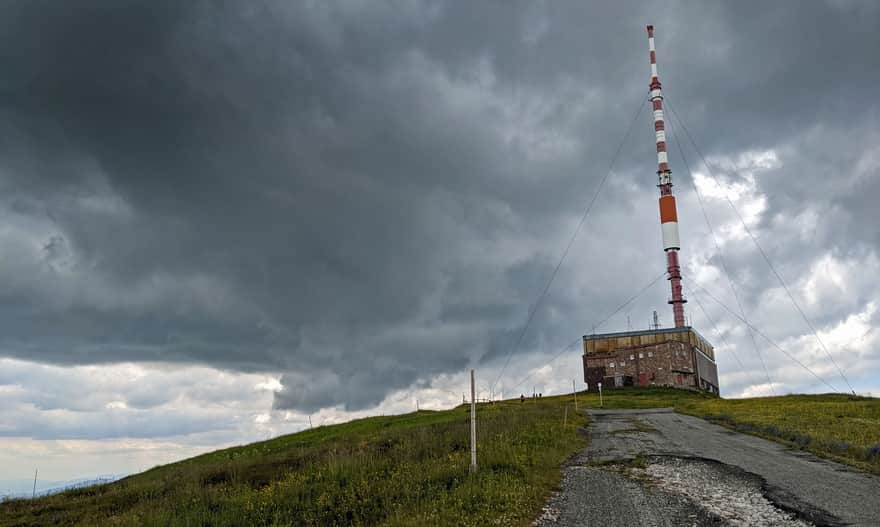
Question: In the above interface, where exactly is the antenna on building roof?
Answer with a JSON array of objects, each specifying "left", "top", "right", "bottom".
[{"left": 652, "top": 310, "right": 660, "bottom": 330}]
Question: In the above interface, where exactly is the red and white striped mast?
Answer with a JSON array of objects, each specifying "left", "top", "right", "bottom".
[{"left": 647, "top": 24, "right": 687, "bottom": 328}]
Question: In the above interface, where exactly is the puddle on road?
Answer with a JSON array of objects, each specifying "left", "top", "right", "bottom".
[{"left": 635, "top": 457, "right": 812, "bottom": 527}]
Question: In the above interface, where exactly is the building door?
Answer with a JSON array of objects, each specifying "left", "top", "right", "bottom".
[{"left": 638, "top": 373, "right": 648, "bottom": 386}]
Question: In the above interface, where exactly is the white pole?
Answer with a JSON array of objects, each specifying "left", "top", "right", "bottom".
[
  {"left": 598, "top": 382, "right": 604, "bottom": 408},
  {"left": 470, "top": 369, "right": 477, "bottom": 473},
  {"left": 573, "top": 379, "right": 578, "bottom": 411},
  {"left": 32, "top": 468, "right": 37, "bottom": 499},
  {"left": 308, "top": 415, "right": 313, "bottom": 429}
]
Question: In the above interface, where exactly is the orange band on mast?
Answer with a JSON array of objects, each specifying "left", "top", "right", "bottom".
[{"left": 659, "top": 195, "right": 678, "bottom": 223}]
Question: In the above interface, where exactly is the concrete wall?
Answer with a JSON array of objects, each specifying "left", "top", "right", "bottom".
[{"left": 694, "top": 350, "right": 719, "bottom": 393}]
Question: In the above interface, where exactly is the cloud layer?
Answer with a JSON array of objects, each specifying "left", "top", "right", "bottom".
[{"left": 0, "top": 1, "right": 878, "bottom": 475}]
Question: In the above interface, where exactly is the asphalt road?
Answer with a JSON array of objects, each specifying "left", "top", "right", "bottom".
[{"left": 535, "top": 408, "right": 880, "bottom": 527}]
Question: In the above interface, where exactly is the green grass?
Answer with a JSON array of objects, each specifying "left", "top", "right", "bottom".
[
  {"left": 2, "top": 387, "right": 876, "bottom": 526},
  {"left": 0, "top": 395, "right": 593, "bottom": 527}
]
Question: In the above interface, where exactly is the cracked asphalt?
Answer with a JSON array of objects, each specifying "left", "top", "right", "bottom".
[{"left": 534, "top": 408, "right": 880, "bottom": 527}]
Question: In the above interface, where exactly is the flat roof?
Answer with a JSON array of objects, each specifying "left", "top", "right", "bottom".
[{"left": 582, "top": 326, "right": 712, "bottom": 343}]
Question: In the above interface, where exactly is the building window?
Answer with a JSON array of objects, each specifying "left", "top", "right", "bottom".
[
  {"left": 620, "top": 361, "right": 626, "bottom": 367},
  {"left": 648, "top": 352, "right": 653, "bottom": 357},
  {"left": 629, "top": 354, "right": 635, "bottom": 360},
  {"left": 639, "top": 353, "right": 644, "bottom": 359},
  {"left": 609, "top": 362, "right": 615, "bottom": 368}
]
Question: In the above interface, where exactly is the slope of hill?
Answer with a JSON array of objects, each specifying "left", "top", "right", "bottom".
[
  {"left": 1, "top": 388, "right": 876, "bottom": 526},
  {"left": 0, "top": 475, "right": 124, "bottom": 501}
]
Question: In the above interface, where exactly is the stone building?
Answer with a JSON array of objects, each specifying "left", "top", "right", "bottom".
[{"left": 582, "top": 327, "right": 719, "bottom": 394}]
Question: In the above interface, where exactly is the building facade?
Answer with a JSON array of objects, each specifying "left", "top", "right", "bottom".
[{"left": 582, "top": 327, "right": 719, "bottom": 394}]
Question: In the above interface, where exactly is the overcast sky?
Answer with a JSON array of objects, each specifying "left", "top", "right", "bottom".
[{"left": 1, "top": 0, "right": 878, "bottom": 481}]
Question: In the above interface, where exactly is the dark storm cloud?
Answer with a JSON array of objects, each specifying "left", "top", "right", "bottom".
[{"left": 0, "top": 0, "right": 877, "bottom": 412}]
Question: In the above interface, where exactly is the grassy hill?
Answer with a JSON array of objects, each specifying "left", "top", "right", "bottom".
[{"left": 1, "top": 388, "right": 877, "bottom": 526}]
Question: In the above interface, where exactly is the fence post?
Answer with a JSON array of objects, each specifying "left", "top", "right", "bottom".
[
  {"left": 470, "top": 369, "right": 477, "bottom": 473},
  {"left": 573, "top": 379, "right": 578, "bottom": 411},
  {"left": 564, "top": 405, "right": 568, "bottom": 427}
]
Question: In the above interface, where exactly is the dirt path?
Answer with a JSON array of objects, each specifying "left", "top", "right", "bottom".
[{"left": 534, "top": 408, "right": 880, "bottom": 527}]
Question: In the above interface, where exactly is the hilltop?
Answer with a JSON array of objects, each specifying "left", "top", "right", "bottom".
[{"left": 1, "top": 388, "right": 877, "bottom": 526}]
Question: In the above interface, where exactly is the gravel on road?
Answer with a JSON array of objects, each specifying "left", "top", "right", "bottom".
[{"left": 534, "top": 408, "right": 880, "bottom": 527}]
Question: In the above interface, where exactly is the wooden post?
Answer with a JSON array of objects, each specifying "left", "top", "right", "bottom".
[
  {"left": 573, "top": 379, "right": 578, "bottom": 411},
  {"left": 563, "top": 406, "right": 568, "bottom": 427},
  {"left": 470, "top": 369, "right": 477, "bottom": 473}
]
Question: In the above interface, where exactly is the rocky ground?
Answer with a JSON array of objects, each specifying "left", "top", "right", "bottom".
[
  {"left": 645, "top": 456, "right": 810, "bottom": 526},
  {"left": 534, "top": 408, "right": 879, "bottom": 527}
]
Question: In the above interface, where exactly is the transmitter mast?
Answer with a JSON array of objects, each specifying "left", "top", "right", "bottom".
[{"left": 647, "top": 25, "right": 687, "bottom": 328}]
